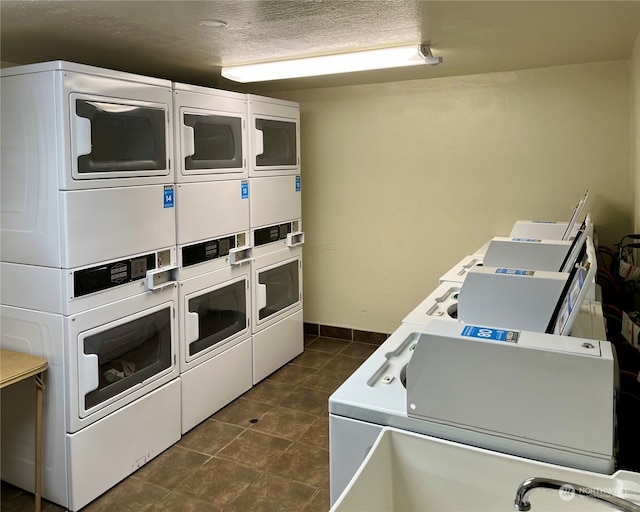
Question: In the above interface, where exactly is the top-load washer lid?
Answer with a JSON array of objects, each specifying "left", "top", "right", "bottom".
[
  {"left": 508, "top": 189, "right": 590, "bottom": 241},
  {"left": 482, "top": 215, "right": 592, "bottom": 274},
  {"left": 457, "top": 236, "right": 596, "bottom": 335},
  {"left": 405, "top": 318, "right": 615, "bottom": 473}
]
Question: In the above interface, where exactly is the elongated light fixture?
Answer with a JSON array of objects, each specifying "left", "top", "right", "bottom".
[{"left": 221, "top": 44, "right": 442, "bottom": 83}]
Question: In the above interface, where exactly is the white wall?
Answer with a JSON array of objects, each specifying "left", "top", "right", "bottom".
[{"left": 280, "top": 61, "right": 632, "bottom": 334}]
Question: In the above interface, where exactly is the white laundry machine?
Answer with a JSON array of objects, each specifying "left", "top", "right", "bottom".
[
  {"left": 247, "top": 95, "right": 300, "bottom": 177},
  {"left": 0, "top": 60, "right": 175, "bottom": 270},
  {"left": 171, "top": 82, "right": 256, "bottom": 432},
  {"left": 329, "top": 321, "right": 617, "bottom": 505},
  {"left": 177, "top": 241, "right": 253, "bottom": 434},
  {"left": 1, "top": 257, "right": 181, "bottom": 511},
  {"left": 483, "top": 215, "right": 592, "bottom": 274},
  {"left": 173, "top": 82, "right": 252, "bottom": 274},
  {"left": 1, "top": 60, "right": 181, "bottom": 511},
  {"left": 251, "top": 244, "right": 304, "bottom": 384},
  {"left": 245, "top": 93, "right": 303, "bottom": 383},
  {"left": 458, "top": 236, "right": 597, "bottom": 334},
  {"left": 249, "top": 173, "right": 304, "bottom": 384}
]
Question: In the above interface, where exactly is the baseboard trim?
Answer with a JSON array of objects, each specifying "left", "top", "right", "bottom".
[{"left": 304, "top": 322, "right": 389, "bottom": 345}]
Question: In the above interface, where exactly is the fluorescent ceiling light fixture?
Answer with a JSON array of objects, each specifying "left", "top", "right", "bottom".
[{"left": 221, "top": 44, "right": 442, "bottom": 83}]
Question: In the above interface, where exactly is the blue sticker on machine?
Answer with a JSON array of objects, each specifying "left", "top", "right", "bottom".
[
  {"left": 295, "top": 175, "right": 301, "bottom": 192},
  {"left": 241, "top": 180, "right": 249, "bottom": 199},
  {"left": 495, "top": 268, "right": 534, "bottom": 276},
  {"left": 511, "top": 238, "right": 541, "bottom": 242},
  {"left": 163, "top": 185, "right": 174, "bottom": 208},
  {"left": 461, "top": 325, "right": 519, "bottom": 343}
]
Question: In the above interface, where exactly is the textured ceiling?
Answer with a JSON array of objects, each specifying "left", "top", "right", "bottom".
[{"left": 1, "top": 1, "right": 639, "bottom": 94}]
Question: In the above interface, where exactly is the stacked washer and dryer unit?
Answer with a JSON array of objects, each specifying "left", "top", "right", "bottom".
[
  {"left": 0, "top": 61, "right": 181, "bottom": 511},
  {"left": 246, "top": 95, "right": 304, "bottom": 384},
  {"left": 0, "top": 62, "right": 304, "bottom": 510},
  {"left": 172, "top": 83, "right": 254, "bottom": 433}
]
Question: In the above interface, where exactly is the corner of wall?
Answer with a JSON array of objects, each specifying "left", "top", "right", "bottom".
[{"left": 633, "top": 30, "right": 640, "bottom": 232}]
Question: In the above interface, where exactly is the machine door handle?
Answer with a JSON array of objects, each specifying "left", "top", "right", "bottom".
[
  {"left": 185, "top": 310, "right": 200, "bottom": 344},
  {"left": 79, "top": 352, "right": 99, "bottom": 399},
  {"left": 257, "top": 283, "right": 267, "bottom": 310},
  {"left": 73, "top": 116, "right": 92, "bottom": 157},
  {"left": 254, "top": 129, "right": 264, "bottom": 156},
  {"left": 182, "top": 123, "right": 195, "bottom": 158}
]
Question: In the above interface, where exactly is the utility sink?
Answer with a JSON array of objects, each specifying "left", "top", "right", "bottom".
[{"left": 330, "top": 428, "right": 640, "bottom": 511}]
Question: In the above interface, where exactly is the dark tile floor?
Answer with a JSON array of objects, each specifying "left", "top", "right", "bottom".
[{"left": 1, "top": 334, "right": 379, "bottom": 512}]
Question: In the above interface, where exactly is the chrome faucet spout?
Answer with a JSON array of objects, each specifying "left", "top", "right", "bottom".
[{"left": 514, "top": 477, "right": 640, "bottom": 512}]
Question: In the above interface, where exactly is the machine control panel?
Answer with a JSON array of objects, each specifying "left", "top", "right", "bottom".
[
  {"left": 254, "top": 222, "right": 292, "bottom": 247},
  {"left": 74, "top": 253, "right": 156, "bottom": 297},
  {"left": 181, "top": 235, "right": 236, "bottom": 267}
]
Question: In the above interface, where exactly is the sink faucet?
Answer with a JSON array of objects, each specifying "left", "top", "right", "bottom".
[{"left": 514, "top": 477, "right": 640, "bottom": 512}]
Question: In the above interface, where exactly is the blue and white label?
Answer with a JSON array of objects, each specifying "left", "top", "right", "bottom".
[
  {"left": 241, "top": 180, "right": 249, "bottom": 199},
  {"left": 163, "top": 185, "right": 174, "bottom": 208},
  {"left": 461, "top": 325, "right": 519, "bottom": 343},
  {"left": 495, "top": 268, "right": 534, "bottom": 276},
  {"left": 295, "top": 175, "right": 301, "bottom": 192},
  {"left": 511, "top": 238, "right": 541, "bottom": 243}
]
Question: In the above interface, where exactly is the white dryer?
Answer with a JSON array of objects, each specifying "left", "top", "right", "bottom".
[
  {"left": 249, "top": 174, "right": 304, "bottom": 383},
  {"left": 251, "top": 244, "right": 304, "bottom": 384},
  {"left": 177, "top": 249, "right": 253, "bottom": 433},
  {"left": 1, "top": 267, "right": 180, "bottom": 511},
  {"left": 173, "top": 82, "right": 248, "bottom": 183},
  {"left": 247, "top": 95, "right": 300, "bottom": 177},
  {"left": 0, "top": 61, "right": 175, "bottom": 270},
  {"left": 172, "top": 82, "right": 251, "bottom": 273}
]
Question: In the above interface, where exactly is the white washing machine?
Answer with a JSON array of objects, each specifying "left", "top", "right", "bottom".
[
  {"left": 247, "top": 94, "right": 300, "bottom": 177},
  {"left": 1, "top": 258, "right": 181, "bottom": 511},
  {"left": 329, "top": 321, "right": 616, "bottom": 505},
  {"left": 1, "top": 60, "right": 175, "bottom": 270}
]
